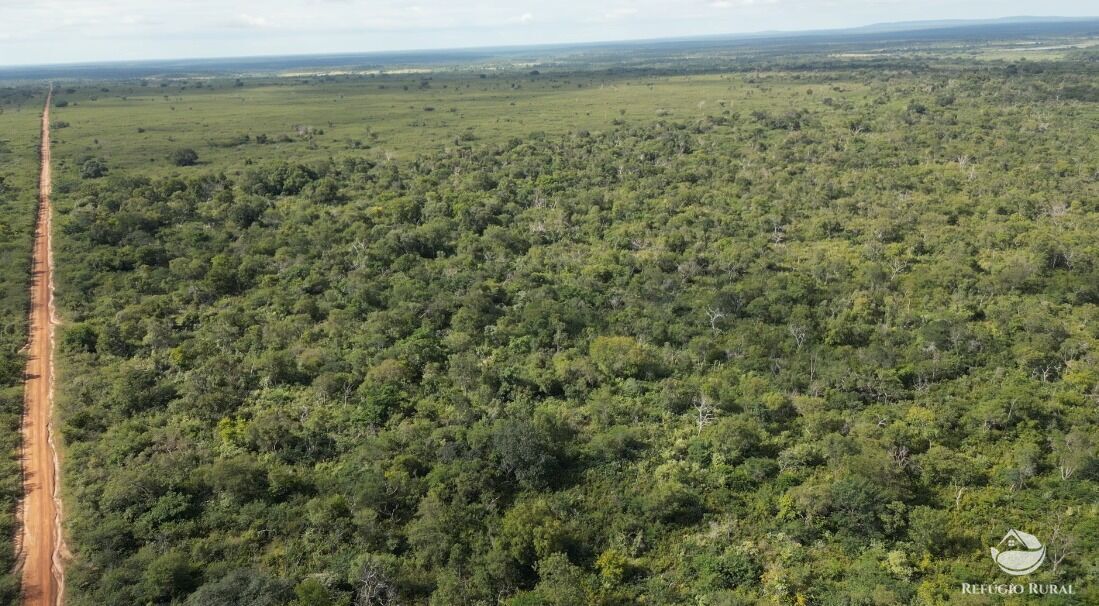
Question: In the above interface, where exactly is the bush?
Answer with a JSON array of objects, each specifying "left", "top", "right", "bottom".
[
  {"left": 490, "top": 415, "right": 569, "bottom": 489},
  {"left": 79, "top": 158, "right": 109, "bottom": 179},
  {"left": 589, "top": 335, "right": 659, "bottom": 379},
  {"left": 643, "top": 482, "right": 703, "bottom": 524},
  {"left": 184, "top": 568, "right": 292, "bottom": 606},
  {"left": 169, "top": 148, "right": 199, "bottom": 166},
  {"left": 61, "top": 323, "right": 98, "bottom": 353}
]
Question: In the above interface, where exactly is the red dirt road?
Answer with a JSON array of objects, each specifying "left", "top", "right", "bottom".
[{"left": 19, "top": 88, "right": 65, "bottom": 606}]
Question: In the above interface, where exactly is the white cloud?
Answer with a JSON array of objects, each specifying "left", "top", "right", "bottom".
[
  {"left": 604, "top": 7, "right": 639, "bottom": 19},
  {"left": 233, "top": 13, "right": 273, "bottom": 29}
]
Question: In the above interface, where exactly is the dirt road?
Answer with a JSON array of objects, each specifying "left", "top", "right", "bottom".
[{"left": 19, "top": 87, "right": 65, "bottom": 606}]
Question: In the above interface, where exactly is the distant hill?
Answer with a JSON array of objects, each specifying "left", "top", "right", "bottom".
[
  {"left": 849, "top": 16, "right": 1099, "bottom": 34},
  {"left": 684, "top": 15, "right": 1099, "bottom": 42}
]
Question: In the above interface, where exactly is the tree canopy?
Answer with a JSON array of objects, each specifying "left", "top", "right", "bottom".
[{"left": 46, "top": 59, "right": 1099, "bottom": 605}]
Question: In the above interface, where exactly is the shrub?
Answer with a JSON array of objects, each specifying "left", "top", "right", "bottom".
[
  {"left": 169, "top": 148, "right": 199, "bottom": 166},
  {"left": 184, "top": 568, "right": 291, "bottom": 606},
  {"left": 79, "top": 158, "right": 108, "bottom": 179}
]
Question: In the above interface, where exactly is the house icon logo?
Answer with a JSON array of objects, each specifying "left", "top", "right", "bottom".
[{"left": 991, "top": 529, "right": 1046, "bottom": 576}]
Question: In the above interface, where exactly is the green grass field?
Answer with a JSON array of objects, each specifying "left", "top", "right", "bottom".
[{"left": 48, "top": 72, "right": 860, "bottom": 182}]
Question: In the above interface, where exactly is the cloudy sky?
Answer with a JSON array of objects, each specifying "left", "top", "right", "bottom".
[{"left": 0, "top": 0, "right": 1096, "bottom": 66}]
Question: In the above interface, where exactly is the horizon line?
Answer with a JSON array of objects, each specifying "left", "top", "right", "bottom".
[{"left": 2, "top": 14, "right": 1098, "bottom": 72}]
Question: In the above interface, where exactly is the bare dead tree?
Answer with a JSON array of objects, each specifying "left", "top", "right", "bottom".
[
  {"left": 1053, "top": 429, "right": 1094, "bottom": 480},
  {"left": 951, "top": 483, "right": 966, "bottom": 510},
  {"left": 1031, "top": 363, "right": 1061, "bottom": 383},
  {"left": 1047, "top": 512, "right": 1077, "bottom": 575},
  {"left": 888, "top": 445, "right": 911, "bottom": 470},
  {"left": 788, "top": 323, "right": 808, "bottom": 351},
  {"left": 770, "top": 222, "right": 785, "bottom": 244},
  {"left": 695, "top": 395, "right": 716, "bottom": 435},
  {"left": 355, "top": 561, "right": 399, "bottom": 606},
  {"left": 889, "top": 258, "right": 909, "bottom": 280},
  {"left": 705, "top": 307, "right": 726, "bottom": 333}
]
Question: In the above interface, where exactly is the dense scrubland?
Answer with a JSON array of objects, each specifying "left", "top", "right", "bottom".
[{"left": 6, "top": 40, "right": 1099, "bottom": 606}]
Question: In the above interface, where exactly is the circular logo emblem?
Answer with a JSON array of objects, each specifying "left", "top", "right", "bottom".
[{"left": 991, "top": 529, "right": 1046, "bottom": 576}]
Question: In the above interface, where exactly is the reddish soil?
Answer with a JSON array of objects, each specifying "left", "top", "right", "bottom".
[{"left": 19, "top": 87, "right": 65, "bottom": 606}]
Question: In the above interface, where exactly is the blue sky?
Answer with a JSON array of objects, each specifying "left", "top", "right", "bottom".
[{"left": 0, "top": 0, "right": 1096, "bottom": 66}]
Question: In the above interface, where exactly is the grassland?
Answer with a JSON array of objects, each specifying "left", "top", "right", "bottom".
[
  {"left": 47, "top": 72, "right": 856, "bottom": 181},
  {"left": 37, "top": 21, "right": 1099, "bottom": 183}
]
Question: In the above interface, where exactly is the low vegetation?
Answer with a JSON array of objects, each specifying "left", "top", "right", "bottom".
[
  {"left": 0, "top": 88, "right": 46, "bottom": 604},
  {"left": 40, "top": 50, "right": 1099, "bottom": 605}
]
